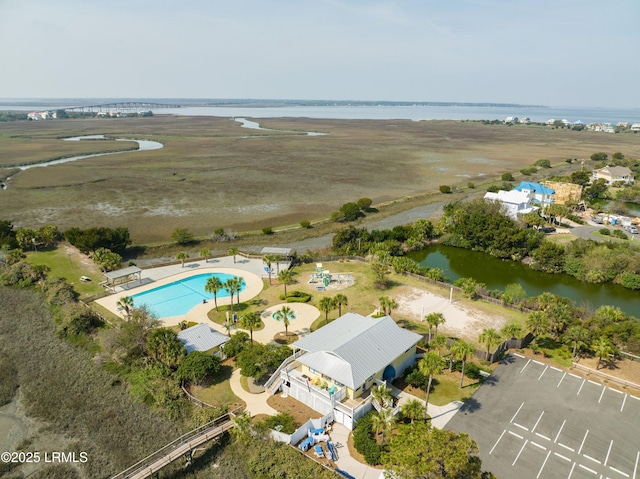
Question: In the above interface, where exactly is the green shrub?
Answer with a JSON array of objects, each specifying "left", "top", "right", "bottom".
[
  {"left": 279, "top": 290, "right": 311, "bottom": 302},
  {"left": 262, "top": 227, "right": 274, "bottom": 235},
  {"left": 599, "top": 228, "right": 611, "bottom": 235},
  {"left": 300, "top": 220, "right": 311, "bottom": 229},
  {"left": 439, "top": 185, "right": 452, "bottom": 194},
  {"left": 535, "top": 159, "right": 551, "bottom": 168},
  {"left": 259, "top": 411, "right": 297, "bottom": 434},
  {"left": 467, "top": 182, "right": 475, "bottom": 189},
  {"left": 612, "top": 230, "right": 628, "bottom": 240},
  {"left": 501, "top": 172, "right": 515, "bottom": 181},
  {"left": 352, "top": 412, "right": 382, "bottom": 465},
  {"left": 621, "top": 273, "right": 640, "bottom": 290}
]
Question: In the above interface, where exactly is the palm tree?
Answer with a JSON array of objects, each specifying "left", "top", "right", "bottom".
[
  {"left": 273, "top": 254, "right": 283, "bottom": 274},
  {"left": 370, "top": 408, "right": 396, "bottom": 445},
  {"left": 526, "top": 311, "right": 549, "bottom": 344},
  {"left": 231, "top": 411, "right": 252, "bottom": 443},
  {"left": 372, "top": 384, "right": 393, "bottom": 409},
  {"left": 378, "top": 296, "right": 397, "bottom": 315},
  {"left": 278, "top": 269, "right": 294, "bottom": 298},
  {"left": 318, "top": 296, "right": 335, "bottom": 325},
  {"left": 176, "top": 251, "right": 189, "bottom": 268},
  {"left": 418, "top": 352, "right": 444, "bottom": 410},
  {"left": 199, "top": 248, "right": 210, "bottom": 263},
  {"left": 592, "top": 336, "right": 614, "bottom": 370},
  {"left": 425, "top": 312, "right": 446, "bottom": 343},
  {"left": 451, "top": 339, "right": 476, "bottom": 388},
  {"left": 234, "top": 276, "right": 246, "bottom": 305},
  {"left": 240, "top": 311, "right": 261, "bottom": 344},
  {"left": 501, "top": 322, "right": 524, "bottom": 340},
  {"left": 228, "top": 247, "right": 239, "bottom": 263},
  {"left": 479, "top": 328, "right": 502, "bottom": 361},
  {"left": 205, "top": 276, "right": 224, "bottom": 311},
  {"left": 564, "top": 325, "right": 590, "bottom": 359},
  {"left": 431, "top": 334, "right": 447, "bottom": 356},
  {"left": 400, "top": 398, "right": 426, "bottom": 425},
  {"left": 117, "top": 296, "right": 134, "bottom": 317},
  {"left": 334, "top": 293, "right": 348, "bottom": 317},
  {"left": 263, "top": 254, "right": 277, "bottom": 284},
  {"left": 274, "top": 305, "right": 295, "bottom": 337},
  {"left": 224, "top": 277, "right": 240, "bottom": 313}
]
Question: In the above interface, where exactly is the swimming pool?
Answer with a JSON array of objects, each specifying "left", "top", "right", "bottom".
[
  {"left": 271, "top": 310, "right": 298, "bottom": 321},
  {"left": 131, "top": 273, "right": 244, "bottom": 318}
]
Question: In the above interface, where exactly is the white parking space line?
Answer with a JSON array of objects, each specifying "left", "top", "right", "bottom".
[
  {"left": 551, "top": 366, "right": 562, "bottom": 372},
  {"left": 559, "top": 443, "right": 576, "bottom": 452},
  {"left": 569, "top": 462, "right": 577, "bottom": 478},
  {"left": 584, "top": 454, "right": 602, "bottom": 465},
  {"left": 514, "top": 423, "right": 529, "bottom": 431},
  {"left": 531, "top": 411, "right": 545, "bottom": 433},
  {"left": 599, "top": 387, "right": 607, "bottom": 403},
  {"left": 531, "top": 441, "right": 547, "bottom": 450},
  {"left": 537, "top": 450, "right": 552, "bottom": 478},
  {"left": 521, "top": 359, "right": 531, "bottom": 373},
  {"left": 554, "top": 419, "right": 566, "bottom": 443},
  {"left": 536, "top": 432, "right": 551, "bottom": 441},
  {"left": 578, "top": 379, "right": 586, "bottom": 395},
  {"left": 558, "top": 372, "right": 567, "bottom": 387},
  {"left": 555, "top": 452, "right": 571, "bottom": 462},
  {"left": 489, "top": 429, "right": 506, "bottom": 455},
  {"left": 608, "top": 388, "right": 623, "bottom": 395},
  {"left": 578, "top": 429, "right": 590, "bottom": 455},
  {"left": 514, "top": 353, "right": 525, "bottom": 358},
  {"left": 511, "top": 401, "right": 525, "bottom": 423},
  {"left": 630, "top": 394, "right": 640, "bottom": 402},
  {"left": 589, "top": 379, "right": 602, "bottom": 386},
  {"left": 539, "top": 365, "right": 549, "bottom": 380},
  {"left": 579, "top": 463, "right": 598, "bottom": 474},
  {"left": 621, "top": 394, "right": 628, "bottom": 412},
  {"left": 532, "top": 360, "right": 544, "bottom": 366},
  {"left": 610, "top": 466, "right": 629, "bottom": 477},
  {"left": 509, "top": 430, "right": 524, "bottom": 440},
  {"left": 569, "top": 373, "right": 581, "bottom": 379},
  {"left": 512, "top": 440, "right": 528, "bottom": 466},
  {"left": 633, "top": 451, "right": 639, "bottom": 479},
  {"left": 604, "top": 440, "right": 613, "bottom": 466}
]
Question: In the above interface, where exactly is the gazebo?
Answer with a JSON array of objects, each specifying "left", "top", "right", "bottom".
[
  {"left": 102, "top": 266, "right": 142, "bottom": 289},
  {"left": 260, "top": 247, "right": 292, "bottom": 259}
]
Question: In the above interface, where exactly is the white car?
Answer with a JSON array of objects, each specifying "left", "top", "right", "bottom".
[{"left": 624, "top": 225, "right": 638, "bottom": 234}]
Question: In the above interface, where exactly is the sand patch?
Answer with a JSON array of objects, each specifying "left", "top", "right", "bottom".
[{"left": 395, "top": 286, "right": 509, "bottom": 342}]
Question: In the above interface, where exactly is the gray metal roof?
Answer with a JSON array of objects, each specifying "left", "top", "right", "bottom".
[
  {"left": 260, "top": 247, "right": 292, "bottom": 256},
  {"left": 177, "top": 323, "right": 229, "bottom": 353},
  {"left": 103, "top": 266, "right": 142, "bottom": 281},
  {"left": 293, "top": 313, "right": 421, "bottom": 389}
]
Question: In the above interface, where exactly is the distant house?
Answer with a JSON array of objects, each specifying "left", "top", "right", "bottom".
[
  {"left": 592, "top": 166, "right": 634, "bottom": 185},
  {"left": 514, "top": 181, "right": 555, "bottom": 208},
  {"left": 177, "top": 323, "right": 229, "bottom": 355},
  {"left": 484, "top": 189, "right": 538, "bottom": 219},
  {"left": 588, "top": 122, "right": 615, "bottom": 133},
  {"left": 271, "top": 313, "right": 421, "bottom": 429},
  {"left": 631, "top": 124, "right": 640, "bottom": 132},
  {"left": 545, "top": 118, "right": 556, "bottom": 126}
]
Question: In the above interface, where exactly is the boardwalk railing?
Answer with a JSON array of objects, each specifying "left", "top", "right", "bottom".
[{"left": 110, "top": 407, "right": 243, "bottom": 479}]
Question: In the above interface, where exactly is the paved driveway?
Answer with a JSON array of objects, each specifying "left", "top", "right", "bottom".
[{"left": 446, "top": 354, "right": 640, "bottom": 479}]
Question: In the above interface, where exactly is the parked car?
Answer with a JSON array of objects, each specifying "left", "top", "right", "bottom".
[
  {"left": 540, "top": 226, "right": 556, "bottom": 233},
  {"left": 624, "top": 225, "right": 638, "bottom": 234},
  {"left": 592, "top": 216, "right": 604, "bottom": 224}
]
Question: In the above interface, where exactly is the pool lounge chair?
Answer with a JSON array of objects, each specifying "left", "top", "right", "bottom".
[{"left": 314, "top": 445, "right": 324, "bottom": 458}]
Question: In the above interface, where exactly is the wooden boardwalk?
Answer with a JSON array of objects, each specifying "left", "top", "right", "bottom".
[{"left": 111, "top": 409, "right": 240, "bottom": 479}]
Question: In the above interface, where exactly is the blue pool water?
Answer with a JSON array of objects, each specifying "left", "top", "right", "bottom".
[{"left": 131, "top": 273, "right": 244, "bottom": 318}]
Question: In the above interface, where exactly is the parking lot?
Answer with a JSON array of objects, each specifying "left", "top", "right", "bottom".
[{"left": 446, "top": 354, "right": 640, "bottom": 479}]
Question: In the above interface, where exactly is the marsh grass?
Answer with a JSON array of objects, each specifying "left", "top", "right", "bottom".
[
  {"left": 3, "top": 116, "right": 637, "bottom": 244},
  {"left": 0, "top": 286, "right": 181, "bottom": 477}
]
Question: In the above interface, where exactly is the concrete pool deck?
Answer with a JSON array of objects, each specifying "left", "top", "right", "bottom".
[{"left": 95, "top": 256, "right": 268, "bottom": 322}]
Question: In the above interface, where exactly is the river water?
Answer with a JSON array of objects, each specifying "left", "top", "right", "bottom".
[{"left": 408, "top": 244, "right": 640, "bottom": 318}]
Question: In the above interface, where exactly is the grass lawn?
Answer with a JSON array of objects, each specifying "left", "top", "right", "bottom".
[
  {"left": 394, "top": 367, "right": 482, "bottom": 406},
  {"left": 188, "top": 363, "right": 245, "bottom": 410},
  {"left": 24, "top": 244, "right": 104, "bottom": 298}
]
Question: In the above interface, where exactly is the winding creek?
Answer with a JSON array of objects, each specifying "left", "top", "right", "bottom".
[{"left": 408, "top": 244, "right": 640, "bottom": 317}]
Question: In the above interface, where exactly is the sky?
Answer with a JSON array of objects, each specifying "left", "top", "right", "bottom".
[{"left": 1, "top": 0, "right": 639, "bottom": 107}]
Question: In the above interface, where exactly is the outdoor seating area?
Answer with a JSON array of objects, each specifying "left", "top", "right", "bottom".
[{"left": 298, "top": 426, "right": 338, "bottom": 462}]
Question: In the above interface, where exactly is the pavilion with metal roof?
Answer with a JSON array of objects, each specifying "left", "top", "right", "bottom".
[{"left": 102, "top": 265, "right": 142, "bottom": 288}]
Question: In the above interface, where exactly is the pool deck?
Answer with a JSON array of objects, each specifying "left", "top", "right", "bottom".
[{"left": 94, "top": 256, "right": 321, "bottom": 344}]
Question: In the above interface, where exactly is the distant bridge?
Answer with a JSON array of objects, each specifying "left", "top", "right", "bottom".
[
  {"left": 65, "top": 101, "right": 181, "bottom": 113},
  {"left": 110, "top": 408, "right": 241, "bottom": 479}
]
